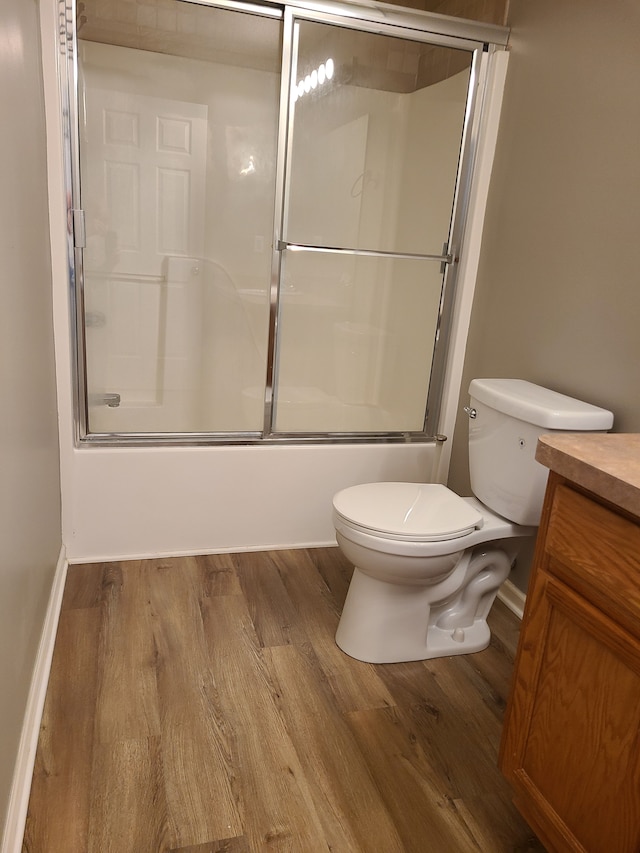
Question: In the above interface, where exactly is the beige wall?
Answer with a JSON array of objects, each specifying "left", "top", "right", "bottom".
[
  {"left": 448, "top": 0, "right": 640, "bottom": 589},
  {"left": 0, "top": 0, "right": 62, "bottom": 837}
]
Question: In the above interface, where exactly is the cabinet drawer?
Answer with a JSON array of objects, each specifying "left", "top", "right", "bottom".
[{"left": 545, "top": 484, "right": 640, "bottom": 638}]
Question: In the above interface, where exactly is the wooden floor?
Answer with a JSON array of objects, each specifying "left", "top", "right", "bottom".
[{"left": 23, "top": 548, "right": 545, "bottom": 852}]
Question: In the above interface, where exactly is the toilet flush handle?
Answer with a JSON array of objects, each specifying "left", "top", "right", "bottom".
[{"left": 463, "top": 406, "right": 477, "bottom": 419}]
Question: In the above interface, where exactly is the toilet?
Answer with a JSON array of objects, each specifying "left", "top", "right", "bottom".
[{"left": 332, "top": 378, "right": 614, "bottom": 663}]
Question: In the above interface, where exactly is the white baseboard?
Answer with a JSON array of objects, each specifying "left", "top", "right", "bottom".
[
  {"left": 1, "top": 546, "right": 68, "bottom": 853},
  {"left": 68, "top": 539, "right": 339, "bottom": 565},
  {"left": 497, "top": 578, "right": 526, "bottom": 620}
]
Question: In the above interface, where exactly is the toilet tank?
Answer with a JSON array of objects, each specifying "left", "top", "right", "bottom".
[{"left": 467, "top": 379, "right": 613, "bottom": 526}]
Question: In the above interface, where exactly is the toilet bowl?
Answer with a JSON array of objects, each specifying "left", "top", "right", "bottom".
[
  {"left": 332, "top": 379, "right": 614, "bottom": 664},
  {"left": 333, "top": 485, "right": 534, "bottom": 662}
]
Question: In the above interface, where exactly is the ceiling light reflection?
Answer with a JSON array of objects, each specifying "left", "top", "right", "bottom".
[{"left": 291, "top": 57, "right": 335, "bottom": 104}]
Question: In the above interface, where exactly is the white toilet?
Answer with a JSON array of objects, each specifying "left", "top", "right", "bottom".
[{"left": 332, "top": 378, "right": 613, "bottom": 663}]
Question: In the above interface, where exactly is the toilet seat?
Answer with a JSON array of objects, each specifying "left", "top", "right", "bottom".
[
  {"left": 333, "top": 483, "right": 484, "bottom": 543},
  {"left": 334, "top": 493, "right": 534, "bottom": 559}
]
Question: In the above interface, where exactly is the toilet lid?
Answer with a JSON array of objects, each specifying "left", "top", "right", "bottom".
[{"left": 333, "top": 483, "right": 484, "bottom": 542}]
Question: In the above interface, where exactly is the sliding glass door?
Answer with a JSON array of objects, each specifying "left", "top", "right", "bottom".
[
  {"left": 77, "top": 0, "right": 282, "bottom": 435},
  {"left": 69, "top": 0, "right": 488, "bottom": 442},
  {"left": 273, "top": 14, "right": 474, "bottom": 434}
]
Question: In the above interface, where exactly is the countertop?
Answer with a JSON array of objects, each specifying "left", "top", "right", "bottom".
[{"left": 536, "top": 433, "right": 640, "bottom": 518}]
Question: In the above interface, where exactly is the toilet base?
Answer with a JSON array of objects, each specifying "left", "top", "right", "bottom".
[
  {"left": 337, "top": 615, "right": 491, "bottom": 664},
  {"left": 424, "top": 619, "right": 490, "bottom": 659},
  {"left": 335, "top": 546, "right": 512, "bottom": 664}
]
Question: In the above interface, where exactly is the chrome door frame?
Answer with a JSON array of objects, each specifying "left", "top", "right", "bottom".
[
  {"left": 267, "top": 4, "right": 491, "bottom": 440},
  {"left": 58, "top": 0, "right": 507, "bottom": 446}
]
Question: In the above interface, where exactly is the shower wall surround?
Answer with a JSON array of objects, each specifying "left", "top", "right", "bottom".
[{"left": 39, "top": 0, "right": 509, "bottom": 560}]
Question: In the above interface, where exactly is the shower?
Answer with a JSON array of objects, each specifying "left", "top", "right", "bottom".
[
  {"left": 64, "top": 0, "right": 505, "bottom": 445},
  {"left": 40, "top": 0, "right": 509, "bottom": 560}
]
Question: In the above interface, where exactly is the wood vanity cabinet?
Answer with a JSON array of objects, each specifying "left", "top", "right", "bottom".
[{"left": 499, "top": 470, "right": 640, "bottom": 853}]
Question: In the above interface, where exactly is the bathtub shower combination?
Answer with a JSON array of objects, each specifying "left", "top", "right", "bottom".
[{"left": 59, "top": 0, "right": 509, "bottom": 445}]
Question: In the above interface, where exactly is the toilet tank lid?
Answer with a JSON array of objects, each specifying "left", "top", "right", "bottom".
[{"left": 469, "top": 379, "right": 614, "bottom": 430}]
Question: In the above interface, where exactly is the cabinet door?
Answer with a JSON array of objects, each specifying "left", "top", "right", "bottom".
[{"left": 502, "top": 571, "right": 640, "bottom": 853}]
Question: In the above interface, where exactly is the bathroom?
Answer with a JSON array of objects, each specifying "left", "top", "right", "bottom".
[{"left": 2, "top": 0, "right": 640, "bottom": 849}]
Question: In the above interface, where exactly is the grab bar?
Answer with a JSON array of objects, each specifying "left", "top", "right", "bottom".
[
  {"left": 277, "top": 240, "right": 453, "bottom": 264},
  {"left": 84, "top": 271, "right": 166, "bottom": 283}
]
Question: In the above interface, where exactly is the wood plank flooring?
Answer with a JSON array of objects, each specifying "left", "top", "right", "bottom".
[{"left": 23, "top": 548, "right": 544, "bottom": 852}]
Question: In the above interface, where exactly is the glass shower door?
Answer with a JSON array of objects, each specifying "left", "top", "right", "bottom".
[
  {"left": 70, "top": 0, "right": 492, "bottom": 443},
  {"left": 272, "top": 16, "right": 475, "bottom": 434},
  {"left": 77, "top": 0, "right": 282, "bottom": 435}
]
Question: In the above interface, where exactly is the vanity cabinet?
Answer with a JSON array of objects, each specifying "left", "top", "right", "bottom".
[{"left": 499, "top": 469, "right": 640, "bottom": 853}]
